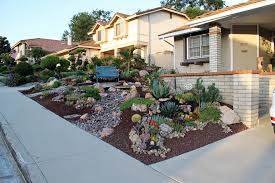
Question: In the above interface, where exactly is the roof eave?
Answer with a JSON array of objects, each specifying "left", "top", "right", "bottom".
[
  {"left": 187, "top": 0, "right": 275, "bottom": 27},
  {"left": 159, "top": 28, "right": 204, "bottom": 39}
]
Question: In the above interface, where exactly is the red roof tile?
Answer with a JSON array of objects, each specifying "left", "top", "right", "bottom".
[{"left": 18, "top": 38, "right": 77, "bottom": 53}]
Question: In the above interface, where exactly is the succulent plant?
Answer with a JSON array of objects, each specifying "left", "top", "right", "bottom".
[
  {"left": 151, "top": 114, "right": 169, "bottom": 125},
  {"left": 160, "top": 102, "right": 179, "bottom": 118},
  {"left": 131, "top": 114, "right": 142, "bottom": 123},
  {"left": 150, "top": 80, "right": 170, "bottom": 99}
]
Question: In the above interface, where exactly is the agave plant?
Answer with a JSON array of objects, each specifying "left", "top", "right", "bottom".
[
  {"left": 151, "top": 114, "right": 169, "bottom": 125},
  {"left": 150, "top": 80, "right": 170, "bottom": 99},
  {"left": 160, "top": 101, "right": 179, "bottom": 118}
]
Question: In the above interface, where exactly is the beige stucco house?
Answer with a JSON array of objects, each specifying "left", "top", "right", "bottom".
[
  {"left": 12, "top": 38, "right": 77, "bottom": 62},
  {"left": 88, "top": 7, "right": 190, "bottom": 68},
  {"left": 159, "top": 0, "right": 275, "bottom": 73}
]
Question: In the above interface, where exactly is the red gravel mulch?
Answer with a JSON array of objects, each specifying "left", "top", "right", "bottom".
[
  {"left": 103, "top": 109, "right": 248, "bottom": 165},
  {"left": 32, "top": 94, "right": 90, "bottom": 119}
]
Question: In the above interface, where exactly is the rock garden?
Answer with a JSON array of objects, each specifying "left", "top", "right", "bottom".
[
  {"left": 21, "top": 66, "right": 247, "bottom": 165},
  {"left": 10, "top": 49, "right": 247, "bottom": 164}
]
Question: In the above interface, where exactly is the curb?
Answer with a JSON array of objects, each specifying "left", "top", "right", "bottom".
[
  {"left": 0, "top": 113, "right": 47, "bottom": 183},
  {"left": 0, "top": 120, "right": 31, "bottom": 183}
]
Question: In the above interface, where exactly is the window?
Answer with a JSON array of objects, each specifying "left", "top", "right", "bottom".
[
  {"left": 115, "top": 22, "right": 124, "bottom": 36},
  {"left": 187, "top": 34, "right": 209, "bottom": 59},
  {"left": 97, "top": 30, "right": 102, "bottom": 42}
]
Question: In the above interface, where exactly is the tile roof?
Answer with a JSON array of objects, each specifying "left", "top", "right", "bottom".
[
  {"left": 192, "top": 0, "right": 264, "bottom": 20},
  {"left": 77, "top": 40, "right": 100, "bottom": 48},
  {"left": 15, "top": 38, "right": 77, "bottom": 53}
]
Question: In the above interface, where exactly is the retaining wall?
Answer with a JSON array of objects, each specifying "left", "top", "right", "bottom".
[{"left": 162, "top": 70, "right": 274, "bottom": 128}]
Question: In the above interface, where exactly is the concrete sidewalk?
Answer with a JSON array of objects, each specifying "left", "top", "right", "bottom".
[
  {"left": 151, "top": 117, "right": 275, "bottom": 183},
  {"left": 0, "top": 87, "right": 179, "bottom": 183}
]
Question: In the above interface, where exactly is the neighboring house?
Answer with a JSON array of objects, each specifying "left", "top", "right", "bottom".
[
  {"left": 88, "top": 7, "right": 190, "bottom": 69},
  {"left": 159, "top": 0, "right": 275, "bottom": 73},
  {"left": 12, "top": 38, "right": 77, "bottom": 62},
  {"left": 50, "top": 40, "right": 100, "bottom": 60}
]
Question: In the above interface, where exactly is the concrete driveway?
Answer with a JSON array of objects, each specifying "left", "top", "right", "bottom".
[{"left": 151, "top": 116, "right": 275, "bottom": 183}]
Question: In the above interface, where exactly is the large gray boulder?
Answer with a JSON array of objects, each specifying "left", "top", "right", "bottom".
[{"left": 220, "top": 106, "right": 241, "bottom": 125}]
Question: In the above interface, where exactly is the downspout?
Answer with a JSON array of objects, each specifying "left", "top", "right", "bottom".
[
  {"left": 148, "top": 14, "right": 151, "bottom": 65},
  {"left": 161, "top": 38, "right": 176, "bottom": 70}
]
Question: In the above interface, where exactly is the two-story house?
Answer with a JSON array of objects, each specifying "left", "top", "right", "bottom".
[
  {"left": 88, "top": 7, "right": 190, "bottom": 69},
  {"left": 12, "top": 38, "right": 77, "bottom": 62}
]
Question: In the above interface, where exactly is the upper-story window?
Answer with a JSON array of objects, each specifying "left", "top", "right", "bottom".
[
  {"left": 187, "top": 34, "right": 209, "bottom": 59},
  {"left": 97, "top": 30, "right": 103, "bottom": 42},
  {"left": 115, "top": 22, "right": 124, "bottom": 36}
]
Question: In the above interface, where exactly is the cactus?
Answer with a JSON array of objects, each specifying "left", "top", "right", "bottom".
[{"left": 131, "top": 114, "right": 142, "bottom": 123}]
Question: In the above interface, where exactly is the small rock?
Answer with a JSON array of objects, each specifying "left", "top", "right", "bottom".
[
  {"left": 121, "top": 91, "right": 128, "bottom": 97},
  {"left": 100, "top": 128, "right": 114, "bottom": 138},
  {"left": 131, "top": 103, "right": 147, "bottom": 112},
  {"left": 145, "top": 93, "right": 153, "bottom": 99},
  {"left": 80, "top": 113, "right": 89, "bottom": 120},
  {"left": 159, "top": 98, "right": 170, "bottom": 102},
  {"left": 123, "top": 82, "right": 129, "bottom": 86},
  {"left": 99, "top": 93, "right": 108, "bottom": 97},
  {"left": 63, "top": 114, "right": 81, "bottom": 119},
  {"left": 126, "top": 87, "right": 139, "bottom": 100},
  {"left": 52, "top": 95, "right": 64, "bottom": 102},
  {"left": 108, "top": 87, "right": 116, "bottom": 92},
  {"left": 94, "top": 83, "right": 105, "bottom": 93},
  {"left": 94, "top": 105, "right": 104, "bottom": 113},
  {"left": 139, "top": 70, "right": 149, "bottom": 77},
  {"left": 85, "top": 80, "right": 92, "bottom": 84},
  {"left": 47, "top": 78, "right": 58, "bottom": 87},
  {"left": 134, "top": 82, "right": 142, "bottom": 87},
  {"left": 160, "top": 124, "right": 173, "bottom": 137},
  {"left": 87, "top": 97, "right": 96, "bottom": 104}
]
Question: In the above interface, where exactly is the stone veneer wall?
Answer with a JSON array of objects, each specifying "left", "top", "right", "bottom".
[{"left": 162, "top": 71, "right": 275, "bottom": 128}]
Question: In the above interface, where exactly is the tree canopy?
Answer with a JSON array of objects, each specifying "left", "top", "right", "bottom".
[
  {"left": 27, "top": 47, "right": 48, "bottom": 64},
  {"left": 0, "top": 36, "right": 11, "bottom": 55},
  {"left": 161, "top": 0, "right": 225, "bottom": 18},
  {"left": 62, "top": 9, "right": 111, "bottom": 42}
]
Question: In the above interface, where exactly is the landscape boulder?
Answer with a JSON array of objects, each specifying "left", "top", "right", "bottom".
[
  {"left": 220, "top": 106, "right": 241, "bottom": 125},
  {"left": 139, "top": 70, "right": 149, "bottom": 77}
]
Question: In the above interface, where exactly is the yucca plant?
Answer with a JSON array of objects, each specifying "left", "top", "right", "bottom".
[
  {"left": 150, "top": 80, "right": 170, "bottom": 99},
  {"left": 160, "top": 101, "right": 179, "bottom": 118}
]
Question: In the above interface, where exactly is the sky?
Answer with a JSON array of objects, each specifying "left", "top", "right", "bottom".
[{"left": 0, "top": 0, "right": 246, "bottom": 45}]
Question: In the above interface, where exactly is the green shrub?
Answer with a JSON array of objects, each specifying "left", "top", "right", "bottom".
[
  {"left": 151, "top": 115, "right": 169, "bottom": 125},
  {"left": 119, "top": 97, "right": 154, "bottom": 111},
  {"left": 199, "top": 104, "right": 221, "bottom": 122},
  {"left": 160, "top": 101, "right": 179, "bottom": 118},
  {"left": 60, "top": 70, "right": 86, "bottom": 78},
  {"left": 40, "top": 69, "right": 55, "bottom": 81},
  {"left": 0, "top": 65, "right": 8, "bottom": 73},
  {"left": 41, "top": 56, "right": 60, "bottom": 70},
  {"left": 204, "top": 83, "right": 222, "bottom": 103},
  {"left": 91, "top": 56, "right": 103, "bottom": 66},
  {"left": 14, "top": 62, "right": 33, "bottom": 76},
  {"left": 80, "top": 86, "right": 101, "bottom": 100},
  {"left": 58, "top": 58, "right": 70, "bottom": 72},
  {"left": 120, "top": 70, "right": 138, "bottom": 79},
  {"left": 175, "top": 92, "right": 196, "bottom": 104},
  {"left": 5, "top": 73, "right": 27, "bottom": 86},
  {"left": 32, "top": 64, "right": 42, "bottom": 72},
  {"left": 150, "top": 80, "right": 170, "bottom": 99},
  {"left": 51, "top": 81, "right": 62, "bottom": 88}
]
